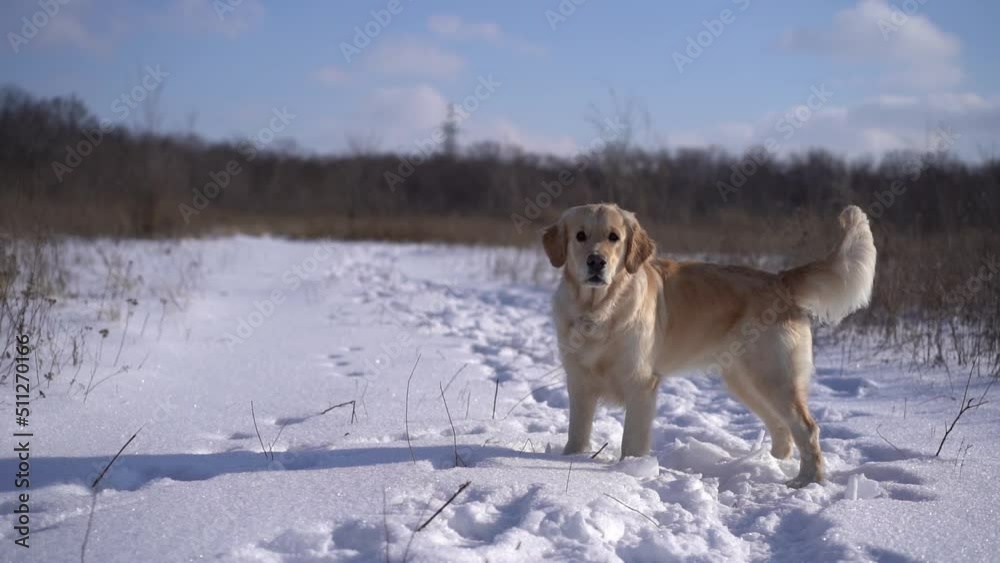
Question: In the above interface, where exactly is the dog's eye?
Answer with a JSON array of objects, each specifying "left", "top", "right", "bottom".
[
  {"left": 608, "top": 232, "right": 619, "bottom": 242},
  {"left": 576, "top": 231, "right": 587, "bottom": 242}
]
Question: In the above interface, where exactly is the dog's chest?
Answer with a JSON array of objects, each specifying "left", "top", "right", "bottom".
[{"left": 558, "top": 317, "right": 641, "bottom": 372}]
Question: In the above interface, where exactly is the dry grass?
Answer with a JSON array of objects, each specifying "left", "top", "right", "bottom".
[
  {"left": 0, "top": 234, "right": 67, "bottom": 385},
  {"left": 4, "top": 195, "right": 996, "bottom": 384}
]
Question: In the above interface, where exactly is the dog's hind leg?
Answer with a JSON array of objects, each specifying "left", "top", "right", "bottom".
[
  {"left": 722, "top": 366, "right": 793, "bottom": 459},
  {"left": 755, "top": 341, "right": 824, "bottom": 487},
  {"left": 763, "top": 386, "right": 823, "bottom": 488}
]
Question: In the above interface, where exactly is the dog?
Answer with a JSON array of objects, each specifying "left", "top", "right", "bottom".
[{"left": 542, "top": 203, "right": 876, "bottom": 487}]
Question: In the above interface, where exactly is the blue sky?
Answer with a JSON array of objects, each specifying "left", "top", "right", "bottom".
[{"left": 4, "top": 0, "right": 999, "bottom": 159}]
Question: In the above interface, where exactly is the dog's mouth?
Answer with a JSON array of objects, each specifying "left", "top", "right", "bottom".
[{"left": 584, "top": 275, "right": 607, "bottom": 286}]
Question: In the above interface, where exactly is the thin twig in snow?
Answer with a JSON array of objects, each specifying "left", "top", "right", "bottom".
[
  {"left": 320, "top": 400, "right": 357, "bottom": 424},
  {"left": 602, "top": 493, "right": 660, "bottom": 528},
  {"left": 80, "top": 492, "right": 98, "bottom": 563},
  {"left": 491, "top": 377, "right": 499, "bottom": 420},
  {"left": 92, "top": 426, "right": 142, "bottom": 489},
  {"left": 359, "top": 381, "right": 370, "bottom": 419},
  {"left": 382, "top": 486, "right": 391, "bottom": 563},
  {"left": 503, "top": 381, "right": 564, "bottom": 420},
  {"left": 139, "top": 311, "right": 150, "bottom": 338},
  {"left": 113, "top": 302, "right": 135, "bottom": 366},
  {"left": 157, "top": 299, "right": 167, "bottom": 341},
  {"left": 875, "top": 424, "right": 902, "bottom": 453},
  {"left": 440, "top": 382, "right": 463, "bottom": 468},
  {"left": 958, "top": 444, "right": 974, "bottom": 479},
  {"left": 591, "top": 442, "right": 609, "bottom": 459},
  {"left": 83, "top": 332, "right": 107, "bottom": 404},
  {"left": 935, "top": 365, "right": 994, "bottom": 456},
  {"left": 268, "top": 421, "right": 289, "bottom": 459},
  {"left": 251, "top": 401, "right": 269, "bottom": 461},
  {"left": 491, "top": 365, "right": 565, "bottom": 420},
  {"left": 405, "top": 354, "right": 421, "bottom": 464},
  {"left": 416, "top": 481, "right": 471, "bottom": 532},
  {"left": 136, "top": 352, "right": 151, "bottom": 371},
  {"left": 85, "top": 365, "right": 130, "bottom": 396},
  {"left": 401, "top": 500, "right": 430, "bottom": 563},
  {"left": 442, "top": 363, "right": 468, "bottom": 395}
]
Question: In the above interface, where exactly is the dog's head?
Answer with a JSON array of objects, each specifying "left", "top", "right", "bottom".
[{"left": 542, "top": 204, "right": 655, "bottom": 286}]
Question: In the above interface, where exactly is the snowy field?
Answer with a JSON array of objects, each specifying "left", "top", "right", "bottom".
[{"left": 2, "top": 237, "right": 999, "bottom": 563}]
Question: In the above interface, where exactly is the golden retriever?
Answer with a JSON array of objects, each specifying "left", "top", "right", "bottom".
[{"left": 542, "top": 203, "right": 876, "bottom": 487}]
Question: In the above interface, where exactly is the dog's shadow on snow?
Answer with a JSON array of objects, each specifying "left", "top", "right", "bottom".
[{"left": 0, "top": 445, "right": 584, "bottom": 494}]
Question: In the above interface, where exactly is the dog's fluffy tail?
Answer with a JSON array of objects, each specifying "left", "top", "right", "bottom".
[{"left": 780, "top": 205, "right": 877, "bottom": 325}]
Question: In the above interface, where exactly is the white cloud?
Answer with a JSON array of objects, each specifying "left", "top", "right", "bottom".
[
  {"left": 779, "top": 0, "right": 962, "bottom": 90},
  {"left": 171, "top": 0, "right": 265, "bottom": 38},
  {"left": 341, "top": 84, "right": 577, "bottom": 156},
  {"left": 37, "top": 12, "right": 114, "bottom": 54},
  {"left": 366, "top": 39, "right": 465, "bottom": 77},
  {"left": 668, "top": 93, "right": 1000, "bottom": 160},
  {"left": 355, "top": 84, "right": 450, "bottom": 149},
  {"left": 926, "top": 92, "right": 990, "bottom": 112},
  {"left": 860, "top": 128, "right": 906, "bottom": 153},
  {"left": 872, "top": 94, "right": 919, "bottom": 108},
  {"left": 428, "top": 14, "right": 502, "bottom": 42},
  {"left": 4, "top": 0, "right": 262, "bottom": 55},
  {"left": 314, "top": 66, "right": 350, "bottom": 85},
  {"left": 469, "top": 118, "right": 578, "bottom": 156},
  {"left": 428, "top": 14, "right": 544, "bottom": 56},
  {"left": 7, "top": 0, "right": 126, "bottom": 55}
]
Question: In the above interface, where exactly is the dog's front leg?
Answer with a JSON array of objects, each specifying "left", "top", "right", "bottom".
[
  {"left": 563, "top": 377, "right": 597, "bottom": 455},
  {"left": 620, "top": 387, "right": 657, "bottom": 458}
]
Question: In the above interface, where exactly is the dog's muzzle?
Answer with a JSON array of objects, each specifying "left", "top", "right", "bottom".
[{"left": 585, "top": 254, "right": 608, "bottom": 285}]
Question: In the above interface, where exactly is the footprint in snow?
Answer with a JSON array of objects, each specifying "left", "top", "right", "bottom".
[
  {"left": 816, "top": 376, "right": 878, "bottom": 397},
  {"left": 837, "top": 464, "right": 936, "bottom": 502}
]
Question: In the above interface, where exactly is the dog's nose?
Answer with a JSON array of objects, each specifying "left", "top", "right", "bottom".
[{"left": 586, "top": 254, "right": 607, "bottom": 272}]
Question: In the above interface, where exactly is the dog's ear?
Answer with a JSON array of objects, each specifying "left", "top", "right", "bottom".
[
  {"left": 542, "top": 222, "right": 567, "bottom": 268},
  {"left": 625, "top": 216, "right": 655, "bottom": 274}
]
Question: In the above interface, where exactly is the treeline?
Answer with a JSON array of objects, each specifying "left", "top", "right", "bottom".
[
  {"left": 1, "top": 85, "right": 998, "bottom": 242},
  {"left": 2, "top": 86, "right": 998, "bottom": 369}
]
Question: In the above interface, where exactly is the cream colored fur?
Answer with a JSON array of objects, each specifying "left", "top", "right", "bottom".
[{"left": 543, "top": 203, "right": 877, "bottom": 487}]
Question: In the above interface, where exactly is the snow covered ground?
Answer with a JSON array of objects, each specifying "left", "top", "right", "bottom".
[{"left": 2, "top": 237, "right": 999, "bottom": 562}]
